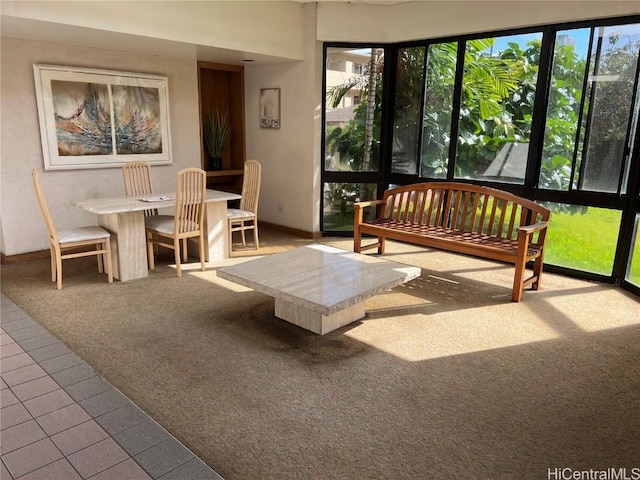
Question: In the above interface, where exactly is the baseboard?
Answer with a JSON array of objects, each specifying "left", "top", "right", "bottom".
[
  {"left": 2, "top": 224, "right": 322, "bottom": 265},
  {"left": 1, "top": 250, "right": 50, "bottom": 265},
  {"left": 259, "top": 222, "right": 321, "bottom": 240}
]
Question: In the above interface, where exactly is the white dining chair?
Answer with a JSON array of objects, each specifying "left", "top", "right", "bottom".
[
  {"left": 145, "top": 168, "right": 207, "bottom": 277},
  {"left": 122, "top": 160, "right": 158, "bottom": 217},
  {"left": 32, "top": 170, "right": 113, "bottom": 289},
  {"left": 228, "top": 159, "right": 261, "bottom": 255}
]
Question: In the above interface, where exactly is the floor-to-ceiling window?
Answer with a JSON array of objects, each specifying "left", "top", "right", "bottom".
[
  {"left": 322, "top": 15, "right": 640, "bottom": 294},
  {"left": 322, "top": 46, "right": 385, "bottom": 231}
]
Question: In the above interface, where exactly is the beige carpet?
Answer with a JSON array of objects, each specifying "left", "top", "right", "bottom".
[{"left": 2, "top": 229, "right": 639, "bottom": 480}]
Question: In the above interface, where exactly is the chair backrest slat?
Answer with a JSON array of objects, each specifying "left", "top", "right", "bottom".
[
  {"left": 174, "top": 168, "right": 206, "bottom": 235},
  {"left": 123, "top": 161, "right": 157, "bottom": 216},
  {"left": 239, "top": 160, "right": 262, "bottom": 214}
]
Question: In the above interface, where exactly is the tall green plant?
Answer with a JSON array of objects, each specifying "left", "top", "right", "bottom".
[{"left": 203, "top": 110, "right": 231, "bottom": 158}]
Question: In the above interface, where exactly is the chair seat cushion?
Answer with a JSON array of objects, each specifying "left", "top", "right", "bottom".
[
  {"left": 145, "top": 215, "right": 176, "bottom": 234},
  {"left": 58, "top": 226, "right": 110, "bottom": 244},
  {"left": 228, "top": 209, "right": 255, "bottom": 220},
  {"left": 146, "top": 215, "right": 201, "bottom": 234}
]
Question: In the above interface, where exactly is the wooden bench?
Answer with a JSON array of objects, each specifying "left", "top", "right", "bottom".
[{"left": 353, "top": 182, "right": 552, "bottom": 302}]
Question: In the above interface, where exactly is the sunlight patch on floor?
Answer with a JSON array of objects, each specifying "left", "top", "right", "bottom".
[
  {"left": 345, "top": 305, "right": 560, "bottom": 362},
  {"left": 546, "top": 289, "right": 640, "bottom": 332}
]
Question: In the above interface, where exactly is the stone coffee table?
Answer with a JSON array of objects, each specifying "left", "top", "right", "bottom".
[{"left": 217, "top": 244, "right": 421, "bottom": 334}]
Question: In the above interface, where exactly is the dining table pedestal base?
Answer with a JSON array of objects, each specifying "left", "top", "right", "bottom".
[{"left": 99, "top": 211, "right": 148, "bottom": 281}]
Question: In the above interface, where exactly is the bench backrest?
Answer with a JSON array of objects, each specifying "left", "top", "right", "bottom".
[{"left": 380, "top": 182, "right": 551, "bottom": 243}]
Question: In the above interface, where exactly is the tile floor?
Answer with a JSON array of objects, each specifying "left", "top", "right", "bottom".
[{"left": 0, "top": 294, "right": 224, "bottom": 480}]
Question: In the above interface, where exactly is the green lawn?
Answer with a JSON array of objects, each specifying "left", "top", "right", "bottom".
[{"left": 545, "top": 206, "right": 640, "bottom": 284}]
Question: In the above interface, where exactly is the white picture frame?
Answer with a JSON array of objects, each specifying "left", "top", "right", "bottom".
[
  {"left": 260, "top": 88, "right": 280, "bottom": 129},
  {"left": 33, "top": 64, "right": 172, "bottom": 170}
]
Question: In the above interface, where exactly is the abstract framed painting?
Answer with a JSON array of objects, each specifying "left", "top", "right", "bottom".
[
  {"left": 33, "top": 64, "right": 172, "bottom": 170},
  {"left": 260, "top": 88, "right": 280, "bottom": 129}
]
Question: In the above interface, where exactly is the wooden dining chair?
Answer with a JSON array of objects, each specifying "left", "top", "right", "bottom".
[
  {"left": 145, "top": 167, "right": 207, "bottom": 277},
  {"left": 122, "top": 160, "right": 158, "bottom": 217},
  {"left": 32, "top": 170, "right": 113, "bottom": 289},
  {"left": 228, "top": 159, "right": 261, "bottom": 255}
]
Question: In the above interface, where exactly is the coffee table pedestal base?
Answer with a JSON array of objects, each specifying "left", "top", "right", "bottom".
[{"left": 275, "top": 298, "right": 366, "bottom": 335}]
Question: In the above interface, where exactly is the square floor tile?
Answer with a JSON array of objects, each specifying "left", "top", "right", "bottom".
[
  {"left": 0, "top": 342, "right": 24, "bottom": 359},
  {"left": 19, "top": 333, "right": 61, "bottom": 352},
  {"left": 6, "top": 325, "right": 46, "bottom": 342},
  {"left": 0, "top": 403, "right": 33, "bottom": 430},
  {"left": 27, "top": 343, "right": 71, "bottom": 363},
  {"left": 16, "top": 458, "right": 82, "bottom": 480},
  {"left": 133, "top": 437, "right": 194, "bottom": 479},
  {"left": 67, "top": 438, "right": 129, "bottom": 478},
  {"left": 1, "top": 460, "right": 12, "bottom": 480},
  {"left": 89, "top": 458, "right": 153, "bottom": 480},
  {"left": 11, "top": 375, "right": 60, "bottom": 402},
  {"left": 1, "top": 363, "right": 47, "bottom": 387},
  {"left": 0, "top": 388, "right": 19, "bottom": 409},
  {"left": 157, "top": 457, "right": 223, "bottom": 480},
  {"left": 1, "top": 438, "right": 63, "bottom": 478},
  {"left": 79, "top": 388, "right": 129, "bottom": 418},
  {"left": 36, "top": 403, "right": 91, "bottom": 436},
  {"left": 0, "top": 353, "right": 35, "bottom": 373},
  {"left": 95, "top": 403, "right": 149, "bottom": 436},
  {"left": 23, "top": 388, "right": 75, "bottom": 418},
  {"left": 0, "top": 315, "right": 33, "bottom": 331},
  {"left": 0, "top": 420, "right": 47, "bottom": 455},
  {"left": 51, "top": 363, "right": 95, "bottom": 388},
  {"left": 39, "top": 352, "right": 84, "bottom": 375},
  {"left": 113, "top": 419, "right": 170, "bottom": 456},
  {"left": 51, "top": 419, "right": 109, "bottom": 456},
  {"left": 65, "top": 375, "right": 112, "bottom": 402}
]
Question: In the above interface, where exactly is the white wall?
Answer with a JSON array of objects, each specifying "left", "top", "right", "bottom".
[
  {"left": 317, "top": 1, "right": 640, "bottom": 42},
  {"left": 1, "top": 1, "right": 305, "bottom": 61},
  {"left": 0, "top": 38, "right": 200, "bottom": 255},
  {"left": 244, "top": 4, "right": 322, "bottom": 233}
]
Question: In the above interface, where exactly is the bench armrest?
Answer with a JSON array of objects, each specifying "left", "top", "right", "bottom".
[
  {"left": 354, "top": 199, "right": 386, "bottom": 210},
  {"left": 354, "top": 199, "right": 386, "bottom": 227},
  {"left": 518, "top": 221, "right": 549, "bottom": 234}
]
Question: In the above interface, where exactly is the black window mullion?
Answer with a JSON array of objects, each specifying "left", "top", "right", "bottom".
[
  {"left": 617, "top": 52, "right": 640, "bottom": 195},
  {"left": 577, "top": 27, "right": 603, "bottom": 191},
  {"left": 446, "top": 41, "right": 466, "bottom": 181},
  {"left": 570, "top": 27, "right": 596, "bottom": 192},
  {"left": 526, "top": 27, "right": 555, "bottom": 195}
]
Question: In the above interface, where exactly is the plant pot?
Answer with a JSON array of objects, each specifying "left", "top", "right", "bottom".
[{"left": 208, "top": 156, "right": 222, "bottom": 171}]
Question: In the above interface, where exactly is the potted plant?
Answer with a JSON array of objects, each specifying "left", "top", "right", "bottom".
[{"left": 203, "top": 109, "right": 232, "bottom": 171}]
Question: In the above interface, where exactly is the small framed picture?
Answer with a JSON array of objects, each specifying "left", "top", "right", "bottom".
[{"left": 260, "top": 88, "right": 280, "bottom": 129}]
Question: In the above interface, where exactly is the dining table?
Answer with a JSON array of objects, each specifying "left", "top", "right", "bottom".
[{"left": 72, "top": 189, "right": 241, "bottom": 281}]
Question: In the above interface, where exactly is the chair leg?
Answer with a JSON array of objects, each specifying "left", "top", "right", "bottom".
[
  {"left": 182, "top": 238, "right": 188, "bottom": 262},
  {"left": 96, "top": 245, "right": 104, "bottom": 273},
  {"left": 54, "top": 245, "right": 63, "bottom": 290},
  {"left": 254, "top": 222, "right": 259, "bottom": 250},
  {"left": 199, "top": 232, "right": 206, "bottom": 271},
  {"left": 147, "top": 231, "right": 156, "bottom": 270},
  {"left": 105, "top": 239, "right": 114, "bottom": 284},
  {"left": 174, "top": 237, "right": 182, "bottom": 277},
  {"left": 240, "top": 222, "right": 246, "bottom": 246},
  {"left": 50, "top": 247, "right": 56, "bottom": 283}
]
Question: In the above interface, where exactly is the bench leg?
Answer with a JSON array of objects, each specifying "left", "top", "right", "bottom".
[
  {"left": 532, "top": 252, "right": 545, "bottom": 290},
  {"left": 379, "top": 237, "right": 385, "bottom": 255},
  {"left": 512, "top": 261, "right": 526, "bottom": 302},
  {"left": 354, "top": 228, "right": 362, "bottom": 253}
]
